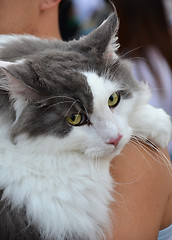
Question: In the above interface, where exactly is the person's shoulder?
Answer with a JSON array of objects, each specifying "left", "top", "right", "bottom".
[
  {"left": 111, "top": 141, "right": 172, "bottom": 186},
  {"left": 109, "top": 141, "right": 172, "bottom": 240}
]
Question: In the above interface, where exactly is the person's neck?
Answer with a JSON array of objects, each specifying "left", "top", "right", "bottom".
[{"left": 35, "top": 7, "right": 62, "bottom": 40}]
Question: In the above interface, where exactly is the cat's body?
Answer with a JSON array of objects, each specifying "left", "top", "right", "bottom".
[{"left": 0, "top": 13, "right": 171, "bottom": 240}]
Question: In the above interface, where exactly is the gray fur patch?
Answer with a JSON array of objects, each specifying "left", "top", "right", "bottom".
[
  {"left": 0, "top": 190, "right": 42, "bottom": 240},
  {"left": 0, "top": 190, "right": 87, "bottom": 240},
  {"left": 7, "top": 53, "right": 94, "bottom": 138},
  {"left": 0, "top": 12, "right": 139, "bottom": 140},
  {"left": 0, "top": 12, "right": 142, "bottom": 240}
]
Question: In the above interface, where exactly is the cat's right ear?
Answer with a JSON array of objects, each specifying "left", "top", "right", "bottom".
[{"left": 0, "top": 61, "right": 39, "bottom": 102}]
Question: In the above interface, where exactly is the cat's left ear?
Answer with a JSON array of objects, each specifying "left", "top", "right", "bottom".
[{"left": 78, "top": 10, "right": 119, "bottom": 59}]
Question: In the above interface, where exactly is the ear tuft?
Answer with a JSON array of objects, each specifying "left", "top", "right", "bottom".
[
  {"left": 0, "top": 60, "right": 15, "bottom": 69},
  {"left": 79, "top": 11, "right": 119, "bottom": 60}
]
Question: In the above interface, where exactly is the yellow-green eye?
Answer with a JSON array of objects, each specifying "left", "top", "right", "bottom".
[
  {"left": 108, "top": 92, "right": 120, "bottom": 108},
  {"left": 67, "top": 113, "right": 87, "bottom": 126}
]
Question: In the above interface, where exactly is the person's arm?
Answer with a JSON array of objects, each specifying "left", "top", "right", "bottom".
[{"left": 108, "top": 141, "right": 172, "bottom": 240}]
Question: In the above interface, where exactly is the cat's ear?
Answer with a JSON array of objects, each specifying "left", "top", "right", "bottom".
[
  {"left": 79, "top": 10, "right": 119, "bottom": 59},
  {"left": 0, "top": 61, "right": 39, "bottom": 102}
]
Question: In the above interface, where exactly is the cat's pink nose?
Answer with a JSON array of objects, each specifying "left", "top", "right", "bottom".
[{"left": 107, "top": 134, "right": 122, "bottom": 147}]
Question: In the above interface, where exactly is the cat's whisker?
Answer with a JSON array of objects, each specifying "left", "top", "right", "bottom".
[
  {"left": 117, "top": 46, "right": 143, "bottom": 60},
  {"left": 130, "top": 136, "right": 156, "bottom": 157},
  {"left": 38, "top": 101, "right": 74, "bottom": 114},
  {"left": 131, "top": 134, "right": 158, "bottom": 152},
  {"left": 115, "top": 47, "right": 152, "bottom": 65},
  {"left": 149, "top": 87, "right": 166, "bottom": 92},
  {"left": 129, "top": 138, "right": 172, "bottom": 178},
  {"left": 130, "top": 135, "right": 172, "bottom": 174},
  {"left": 37, "top": 95, "right": 76, "bottom": 105},
  {"left": 64, "top": 99, "right": 80, "bottom": 118},
  {"left": 110, "top": 60, "right": 129, "bottom": 77},
  {"left": 82, "top": 104, "right": 89, "bottom": 119},
  {"left": 108, "top": 62, "right": 119, "bottom": 74},
  {"left": 131, "top": 133, "right": 160, "bottom": 151},
  {"left": 131, "top": 137, "right": 169, "bottom": 171},
  {"left": 129, "top": 139, "right": 152, "bottom": 169},
  {"left": 139, "top": 140, "right": 172, "bottom": 172}
]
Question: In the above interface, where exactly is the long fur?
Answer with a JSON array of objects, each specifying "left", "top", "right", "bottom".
[{"left": 0, "top": 12, "right": 171, "bottom": 240}]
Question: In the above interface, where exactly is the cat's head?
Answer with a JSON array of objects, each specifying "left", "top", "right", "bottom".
[{"left": 0, "top": 12, "right": 140, "bottom": 159}]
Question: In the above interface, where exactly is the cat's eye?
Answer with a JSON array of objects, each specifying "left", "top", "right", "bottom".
[
  {"left": 108, "top": 92, "right": 120, "bottom": 108},
  {"left": 67, "top": 113, "right": 87, "bottom": 126}
]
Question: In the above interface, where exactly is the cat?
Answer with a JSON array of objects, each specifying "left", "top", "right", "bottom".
[{"left": 0, "top": 11, "right": 171, "bottom": 240}]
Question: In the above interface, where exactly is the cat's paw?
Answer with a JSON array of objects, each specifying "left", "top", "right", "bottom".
[
  {"left": 147, "top": 108, "right": 172, "bottom": 148},
  {"left": 130, "top": 104, "right": 172, "bottom": 149}
]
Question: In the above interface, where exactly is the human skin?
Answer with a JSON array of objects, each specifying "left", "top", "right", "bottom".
[
  {"left": 109, "top": 141, "right": 172, "bottom": 240},
  {"left": 0, "top": 1, "right": 171, "bottom": 239},
  {"left": 0, "top": 0, "right": 61, "bottom": 39}
]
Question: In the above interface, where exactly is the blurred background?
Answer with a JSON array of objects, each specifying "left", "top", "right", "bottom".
[
  {"left": 59, "top": 0, "right": 172, "bottom": 158},
  {"left": 59, "top": 0, "right": 172, "bottom": 41},
  {"left": 59, "top": 0, "right": 111, "bottom": 41}
]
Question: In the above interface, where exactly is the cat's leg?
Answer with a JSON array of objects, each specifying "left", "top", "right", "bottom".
[{"left": 130, "top": 104, "right": 172, "bottom": 148}]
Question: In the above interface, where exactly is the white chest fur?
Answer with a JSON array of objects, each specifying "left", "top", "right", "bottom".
[{"left": 0, "top": 126, "right": 113, "bottom": 240}]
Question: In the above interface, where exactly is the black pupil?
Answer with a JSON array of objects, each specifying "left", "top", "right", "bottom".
[
  {"left": 109, "top": 95, "right": 114, "bottom": 102},
  {"left": 71, "top": 115, "right": 76, "bottom": 121}
]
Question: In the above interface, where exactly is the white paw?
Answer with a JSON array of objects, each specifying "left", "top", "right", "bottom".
[
  {"left": 130, "top": 105, "right": 172, "bottom": 149},
  {"left": 147, "top": 108, "right": 172, "bottom": 148}
]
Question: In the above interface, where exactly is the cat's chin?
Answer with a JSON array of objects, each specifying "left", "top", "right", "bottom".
[
  {"left": 106, "top": 136, "right": 131, "bottom": 159},
  {"left": 83, "top": 141, "right": 127, "bottom": 161}
]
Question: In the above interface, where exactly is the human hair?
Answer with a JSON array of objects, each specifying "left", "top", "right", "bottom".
[
  {"left": 59, "top": 0, "right": 79, "bottom": 41},
  {"left": 112, "top": 0, "right": 172, "bottom": 70}
]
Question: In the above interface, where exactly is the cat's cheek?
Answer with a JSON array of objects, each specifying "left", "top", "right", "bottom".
[
  {"left": 84, "top": 129, "right": 132, "bottom": 159},
  {"left": 64, "top": 126, "right": 112, "bottom": 158}
]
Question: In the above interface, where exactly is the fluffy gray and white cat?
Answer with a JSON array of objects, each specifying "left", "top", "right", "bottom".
[{"left": 0, "top": 12, "right": 171, "bottom": 240}]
